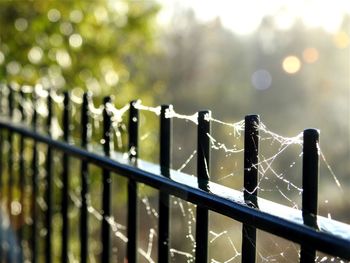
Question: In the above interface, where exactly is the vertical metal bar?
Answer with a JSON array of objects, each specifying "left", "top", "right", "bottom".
[
  {"left": 0, "top": 84, "right": 3, "bottom": 200},
  {"left": 300, "top": 129, "right": 319, "bottom": 263},
  {"left": 45, "top": 91, "right": 53, "bottom": 263},
  {"left": 0, "top": 84, "right": 3, "bottom": 261},
  {"left": 158, "top": 105, "right": 172, "bottom": 263},
  {"left": 18, "top": 89, "right": 25, "bottom": 253},
  {"left": 101, "top": 96, "right": 112, "bottom": 263},
  {"left": 195, "top": 110, "right": 211, "bottom": 263},
  {"left": 127, "top": 100, "right": 139, "bottom": 263},
  {"left": 61, "top": 91, "right": 70, "bottom": 262},
  {"left": 242, "top": 114, "right": 260, "bottom": 263},
  {"left": 31, "top": 90, "right": 38, "bottom": 263},
  {"left": 0, "top": 125, "right": 2, "bottom": 202},
  {"left": 80, "top": 92, "right": 90, "bottom": 263},
  {"left": 7, "top": 85, "right": 14, "bottom": 215},
  {"left": 0, "top": 129, "right": 2, "bottom": 198}
]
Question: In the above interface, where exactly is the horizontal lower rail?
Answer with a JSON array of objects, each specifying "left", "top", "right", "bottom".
[{"left": 0, "top": 119, "right": 349, "bottom": 260}]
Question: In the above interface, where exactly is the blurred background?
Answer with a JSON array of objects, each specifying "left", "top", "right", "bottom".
[
  {"left": 153, "top": 0, "right": 350, "bottom": 221},
  {"left": 0, "top": 0, "right": 349, "bottom": 262}
]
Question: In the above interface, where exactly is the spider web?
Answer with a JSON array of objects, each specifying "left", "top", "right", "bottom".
[{"left": 0, "top": 83, "right": 347, "bottom": 262}]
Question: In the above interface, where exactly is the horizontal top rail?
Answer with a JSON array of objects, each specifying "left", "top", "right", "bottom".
[{"left": 0, "top": 117, "right": 349, "bottom": 260}]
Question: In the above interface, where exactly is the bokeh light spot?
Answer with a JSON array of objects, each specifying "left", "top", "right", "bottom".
[
  {"left": 251, "top": 69, "right": 272, "bottom": 90},
  {"left": 6, "top": 61, "right": 21, "bottom": 75},
  {"left": 28, "top": 46, "right": 43, "bottom": 64},
  {"left": 94, "top": 6, "right": 108, "bottom": 24},
  {"left": 0, "top": 51, "right": 4, "bottom": 65},
  {"left": 86, "top": 77, "right": 101, "bottom": 94},
  {"left": 48, "top": 9, "right": 61, "bottom": 22},
  {"left": 56, "top": 49, "right": 72, "bottom": 68},
  {"left": 333, "top": 31, "right": 350, "bottom": 49},
  {"left": 14, "top": 18, "right": 28, "bottom": 31},
  {"left": 69, "top": 34, "right": 83, "bottom": 48},
  {"left": 302, "top": 48, "right": 319, "bottom": 64},
  {"left": 282, "top": 56, "right": 301, "bottom": 74},
  {"left": 104, "top": 69, "right": 119, "bottom": 86},
  {"left": 110, "top": 1, "right": 129, "bottom": 15},
  {"left": 60, "top": 22, "right": 73, "bottom": 36},
  {"left": 11, "top": 201, "right": 22, "bottom": 216},
  {"left": 70, "top": 10, "right": 83, "bottom": 23}
]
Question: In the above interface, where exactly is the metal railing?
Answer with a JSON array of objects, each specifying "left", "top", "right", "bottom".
[{"left": 0, "top": 85, "right": 349, "bottom": 263}]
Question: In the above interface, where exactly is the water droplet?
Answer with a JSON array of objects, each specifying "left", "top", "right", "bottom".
[{"left": 129, "top": 146, "right": 137, "bottom": 156}]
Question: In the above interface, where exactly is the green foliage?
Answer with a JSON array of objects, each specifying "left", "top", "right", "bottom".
[{"left": 0, "top": 0, "right": 160, "bottom": 105}]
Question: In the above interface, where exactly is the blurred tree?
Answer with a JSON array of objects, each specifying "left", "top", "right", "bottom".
[
  {"left": 0, "top": 0, "right": 160, "bottom": 106},
  {"left": 0, "top": 1, "right": 162, "bottom": 261}
]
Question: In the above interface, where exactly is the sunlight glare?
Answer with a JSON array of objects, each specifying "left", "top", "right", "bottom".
[
  {"left": 300, "top": 0, "right": 346, "bottom": 33},
  {"left": 274, "top": 9, "right": 295, "bottom": 31},
  {"left": 158, "top": 0, "right": 350, "bottom": 34}
]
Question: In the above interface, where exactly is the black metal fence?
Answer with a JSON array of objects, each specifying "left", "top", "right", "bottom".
[{"left": 0, "top": 85, "right": 349, "bottom": 263}]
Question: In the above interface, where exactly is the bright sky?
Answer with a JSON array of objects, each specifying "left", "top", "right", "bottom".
[{"left": 158, "top": 0, "right": 350, "bottom": 34}]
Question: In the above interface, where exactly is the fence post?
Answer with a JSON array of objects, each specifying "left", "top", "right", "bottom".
[
  {"left": 7, "top": 85, "right": 14, "bottom": 216},
  {"left": 242, "top": 114, "right": 260, "bottom": 263},
  {"left": 102, "top": 96, "right": 112, "bottom": 263},
  {"left": 31, "top": 89, "right": 38, "bottom": 263},
  {"left": 127, "top": 100, "right": 139, "bottom": 263},
  {"left": 18, "top": 89, "right": 25, "bottom": 251},
  {"left": 195, "top": 110, "right": 211, "bottom": 263},
  {"left": 0, "top": 84, "right": 2, "bottom": 261},
  {"left": 61, "top": 91, "right": 70, "bottom": 262},
  {"left": 80, "top": 92, "right": 90, "bottom": 263},
  {"left": 158, "top": 105, "right": 172, "bottom": 263},
  {"left": 0, "top": 85, "right": 3, "bottom": 204},
  {"left": 300, "top": 128, "right": 319, "bottom": 263},
  {"left": 45, "top": 90, "right": 53, "bottom": 263}
]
